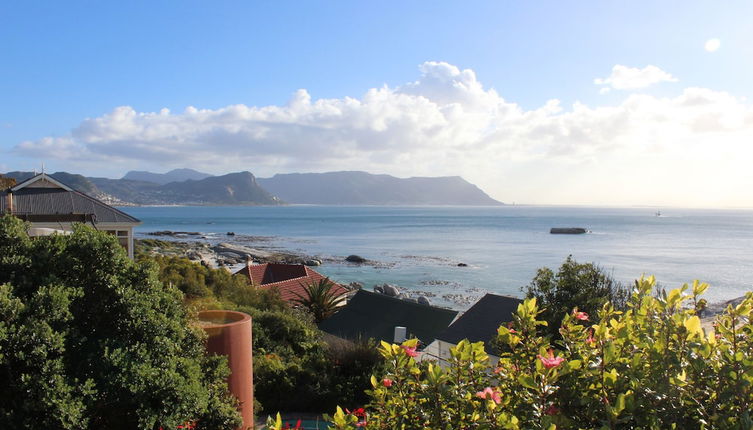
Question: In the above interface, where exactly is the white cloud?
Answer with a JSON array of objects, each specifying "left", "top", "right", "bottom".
[
  {"left": 14, "top": 61, "right": 753, "bottom": 206},
  {"left": 705, "top": 38, "right": 721, "bottom": 52},
  {"left": 594, "top": 64, "right": 678, "bottom": 91}
]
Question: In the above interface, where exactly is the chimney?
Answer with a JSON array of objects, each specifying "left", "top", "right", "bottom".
[
  {"left": 394, "top": 326, "right": 407, "bottom": 343},
  {"left": 6, "top": 191, "right": 12, "bottom": 214}
]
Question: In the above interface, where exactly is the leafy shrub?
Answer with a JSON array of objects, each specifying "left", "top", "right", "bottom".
[
  {"left": 146, "top": 254, "right": 286, "bottom": 311},
  {"left": 242, "top": 307, "right": 332, "bottom": 413},
  {"left": 324, "top": 337, "right": 385, "bottom": 409},
  {"left": 269, "top": 276, "right": 753, "bottom": 429}
]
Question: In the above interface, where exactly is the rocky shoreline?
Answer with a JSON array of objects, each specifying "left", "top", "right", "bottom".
[
  {"left": 136, "top": 230, "right": 747, "bottom": 313},
  {"left": 135, "top": 230, "right": 478, "bottom": 308}
]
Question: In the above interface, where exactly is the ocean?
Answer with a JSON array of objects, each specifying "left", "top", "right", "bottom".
[{"left": 121, "top": 205, "right": 753, "bottom": 310}]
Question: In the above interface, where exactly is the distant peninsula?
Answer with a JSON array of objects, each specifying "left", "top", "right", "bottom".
[
  {"left": 2, "top": 169, "right": 503, "bottom": 206},
  {"left": 257, "top": 171, "right": 502, "bottom": 206}
]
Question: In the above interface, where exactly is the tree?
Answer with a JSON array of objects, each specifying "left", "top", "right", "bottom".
[
  {"left": 292, "top": 278, "right": 346, "bottom": 323},
  {"left": 0, "top": 215, "right": 241, "bottom": 429},
  {"left": 524, "top": 255, "right": 629, "bottom": 337}
]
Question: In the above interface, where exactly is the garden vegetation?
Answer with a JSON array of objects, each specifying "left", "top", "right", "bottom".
[
  {"left": 269, "top": 277, "right": 753, "bottom": 429},
  {"left": 0, "top": 215, "right": 241, "bottom": 429}
]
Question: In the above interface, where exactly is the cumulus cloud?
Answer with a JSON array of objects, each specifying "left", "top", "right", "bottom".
[
  {"left": 594, "top": 64, "right": 678, "bottom": 91},
  {"left": 705, "top": 38, "right": 721, "bottom": 52},
  {"left": 14, "top": 61, "right": 753, "bottom": 205}
]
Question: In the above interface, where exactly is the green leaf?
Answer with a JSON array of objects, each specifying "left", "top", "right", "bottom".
[{"left": 684, "top": 316, "right": 703, "bottom": 340}]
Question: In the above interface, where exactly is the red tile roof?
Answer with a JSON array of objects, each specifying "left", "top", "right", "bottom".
[{"left": 234, "top": 262, "right": 348, "bottom": 303}]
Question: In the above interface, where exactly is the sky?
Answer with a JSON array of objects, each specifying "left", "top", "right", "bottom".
[{"left": 1, "top": 1, "right": 752, "bottom": 207}]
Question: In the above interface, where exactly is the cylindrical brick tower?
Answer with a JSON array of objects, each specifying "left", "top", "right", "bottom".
[{"left": 198, "top": 310, "right": 254, "bottom": 430}]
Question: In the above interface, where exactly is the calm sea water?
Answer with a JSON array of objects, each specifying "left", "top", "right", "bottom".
[{"left": 121, "top": 205, "right": 753, "bottom": 309}]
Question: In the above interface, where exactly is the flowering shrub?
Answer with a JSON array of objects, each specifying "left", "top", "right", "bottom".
[{"left": 267, "top": 276, "right": 753, "bottom": 429}]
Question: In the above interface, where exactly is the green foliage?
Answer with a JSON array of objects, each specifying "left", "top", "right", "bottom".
[
  {"left": 244, "top": 307, "right": 330, "bottom": 412},
  {"left": 145, "top": 254, "right": 286, "bottom": 311},
  {"left": 524, "top": 255, "right": 629, "bottom": 338},
  {"left": 325, "top": 338, "right": 385, "bottom": 410},
  {"left": 271, "top": 276, "right": 753, "bottom": 429},
  {"left": 0, "top": 215, "right": 241, "bottom": 429},
  {"left": 292, "top": 277, "right": 346, "bottom": 323}
]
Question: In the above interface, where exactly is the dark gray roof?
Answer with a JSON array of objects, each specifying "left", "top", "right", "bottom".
[
  {"left": 318, "top": 290, "right": 458, "bottom": 345},
  {"left": 436, "top": 294, "right": 522, "bottom": 345},
  {"left": 1, "top": 187, "right": 139, "bottom": 224}
]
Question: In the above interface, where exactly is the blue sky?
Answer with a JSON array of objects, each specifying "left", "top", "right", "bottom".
[{"left": 1, "top": 1, "right": 752, "bottom": 206}]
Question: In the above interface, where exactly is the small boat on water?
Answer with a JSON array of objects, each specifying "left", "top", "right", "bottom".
[{"left": 655, "top": 210, "right": 662, "bottom": 217}]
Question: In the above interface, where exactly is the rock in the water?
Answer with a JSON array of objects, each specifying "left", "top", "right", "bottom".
[
  {"left": 550, "top": 227, "right": 588, "bottom": 234},
  {"left": 346, "top": 255, "right": 367, "bottom": 263},
  {"left": 348, "top": 282, "right": 363, "bottom": 290},
  {"left": 457, "top": 263, "right": 468, "bottom": 267},
  {"left": 304, "top": 259, "right": 322, "bottom": 266},
  {"left": 373, "top": 285, "right": 385, "bottom": 294},
  {"left": 382, "top": 284, "right": 400, "bottom": 297},
  {"left": 226, "top": 231, "right": 235, "bottom": 236},
  {"left": 417, "top": 296, "right": 431, "bottom": 306}
]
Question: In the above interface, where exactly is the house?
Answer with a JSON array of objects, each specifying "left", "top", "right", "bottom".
[
  {"left": 0, "top": 173, "right": 141, "bottom": 258},
  {"left": 234, "top": 261, "right": 349, "bottom": 304},
  {"left": 421, "top": 293, "right": 522, "bottom": 366},
  {"left": 318, "top": 289, "right": 459, "bottom": 346}
]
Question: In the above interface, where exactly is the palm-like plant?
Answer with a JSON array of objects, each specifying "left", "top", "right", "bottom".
[{"left": 292, "top": 277, "right": 346, "bottom": 323}]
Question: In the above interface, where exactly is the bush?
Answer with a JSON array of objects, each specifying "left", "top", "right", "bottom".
[
  {"left": 0, "top": 215, "right": 241, "bottom": 429},
  {"left": 524, "top": 255, "right": 629, "bottom": 338},
  {"left": 146, "top": 254, "right": 286, "bottom": 311},
  {"left": 242, "top": 308, "right": 332, "bottom": 413},
  {"left": 271, "top": 276, "right": 753, "bottom": 429}
]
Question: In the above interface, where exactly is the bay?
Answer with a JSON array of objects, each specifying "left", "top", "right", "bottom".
[{"left": 121, "top": 205, "right": 753, "bottom": 309}]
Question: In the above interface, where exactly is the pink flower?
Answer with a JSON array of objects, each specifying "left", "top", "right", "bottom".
[
  {"left": 545, "top": 404, "right": 560, "bottom": 415},
  {"left": 355, "top": 421, "right": 367, "bottom": 427},
  {"left": 382, "top": 378, "right": 393, "bottom": 387},
  {"left": 586, "top": 331, "right": 596, "bottom": 346},
  {"left": 573, "top": 308, "right": 589, "bottom": 321},
  {"left": 475, "top": 387, "right": 502, "bottom": 404},
  {"left": 538, "top": 349, "right": 565, "bottom": 369},
  {"left": 401, "top": 345, "right": 418, "bottom": 357}
]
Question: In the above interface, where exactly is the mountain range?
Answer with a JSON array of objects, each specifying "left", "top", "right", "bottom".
[{"left": 2, "top": 169, "right": 503, "bottom": 206}]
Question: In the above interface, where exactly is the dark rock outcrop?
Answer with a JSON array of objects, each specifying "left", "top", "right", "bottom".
[
  {"left": 550, "top": 227, "right": 588, "bottom": 234},
  {"left": 346, "top": 255, "right": 367, "bottom": 263}
]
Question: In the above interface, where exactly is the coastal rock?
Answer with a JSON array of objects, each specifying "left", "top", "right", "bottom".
[
  {"left": 417, "top": 296, "right": 431, "bottom": 306},
  {"left": 373, "top": 285, "right": 385, "bottom": 294},
  {"left": 457, "top": 263, "right": 468, "bottom": 267},
  {"left": 382, "top": 284, "right": 400, "bottom": 297},
  {"left": 346, "top": 255, "right": 367, "bottom": 263},
  {"left": 220, "top": 251, "right": 243, "bottom": 260},
  {"left": 550, "top": 227, "right": 588, "bottom": 234},
  {"left": 148, "top": 230, "right": 202, "bottom": 237},
  {"left": 348, "top": 282, "right": 363, "bottom": 290},
  {"left": 304, "top": 259, "right": 322, "bottom": 266},
  {"left": 213, "top": 242, "right": 273, "bottom": 260}
]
